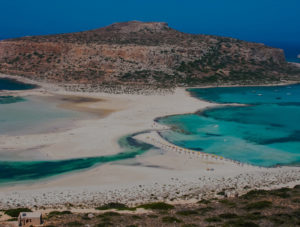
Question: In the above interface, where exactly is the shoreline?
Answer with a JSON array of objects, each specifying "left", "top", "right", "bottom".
[
  {"left": 0, "top": 74, "right": 299, "bottom": 210},
  {"left": 1, "top": 73, "right": 299, "bottom": 93},
  {"left": 186, "top": 80, "right": 300, "bottom": 90}
]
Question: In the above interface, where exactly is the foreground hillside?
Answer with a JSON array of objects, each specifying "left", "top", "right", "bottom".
[
  {"left": 0, "top": 21, "right": 299, "bottom": 89},
  {"left": 1, "top": 186, "right": 300, "bottom": 226}
]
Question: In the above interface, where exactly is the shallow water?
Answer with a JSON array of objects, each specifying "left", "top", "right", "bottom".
[
  {"left": 0, "top": 78, "right": 154, "bottom": 184},
  {"left": 0, "top": 78, "right": 85, "bottom": 135},
  {"left": 0, "top": 132, "right": 153, "bottom": 184},
  {"left": 0, "top": 96, "right": 25, "bottom": 104},
  {"left": 158, "top": 84, "right": 300, "bottom": 167},
  {"left": 0, "top": 96, "right": 82, "bottom": 135},
  {"left": 2, "top": 80, "right": 299, "bottom": 184},
  {"left": 188, "top": 84, "right": 300, "bottom": 104},
  {"left": 0, "top": 78, "right": 36, "bottom": 104}
]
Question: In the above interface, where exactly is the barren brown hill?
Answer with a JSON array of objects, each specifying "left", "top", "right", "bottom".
[{"left": 0, "top": 21, "right": 299, "bottom": 88}]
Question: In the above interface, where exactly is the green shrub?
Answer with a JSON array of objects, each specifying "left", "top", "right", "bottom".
[
  {"left": 162, "top": 216, "right": 182, "bottom": 223},
  {"left": 47, "top": 210, "right": 72, "bottom": 218},
  {"left": 292, "top": 209, "right": 300, "bottom": 217},
  {"left": 4, "top": 208, "right": 32, "bottom": 217},
  {"left": 205, "top": 216, "right": 222, "bottom": 222},
  {"left": 294, "top": 185, "right": 300, "bottom": 189},
  {"left": 98, "top": 212, "right": 120, "bottom": 217},
  {"left": 97, "top": 223, "right": 113, "bottom": 227},
  {"left": 223, "top": 219, "right": 259, "bottom": 227},
  {"left": 245, "top": 201, "right": 272, "bottom": 210},
  {"left": 271, "top": 188, "right": 291, "bottom": 198},
  {"left": 219, "top": 213, "right": 239, "bottom": 219},
  {"left": 176, "top": 210, "right": 198, "bottom": 216},
  {"left": 242, "top": 212, "right": 264, "bottom": 220},
  {"left": 197, "top": 199, "right": 211, "bottom": 204},
  {"left": 66, "top": 221, "right": 82, "bottom": 226},
  {"left": 99, "top": 217, "right": 111, "bottom": 222},
  {"left": 292, "top": 198, "right": 300, "bottom": 203},
  {"left": 198, "top": 206, "right": 214, "bottom": 214},
  {"left": 138, "top": 202, "right": 174, "bottom": 210},
  {"left": 219, "top": 199, "right": 236, "bottom": 207},
  {"left": 96, "top": 202, "right": 135, "bottom": 211},
  {"left": 7, "top": 218, "right": 18, "bottom": 221},
  {"left": 217, "top": 191, "right": 225, "bottom": 196},
  {"left": 131, "top": 215, "right": 141, "bottom": 219},
  {"left": 241, "top": 190, "right": 267, "bottom": 199}
]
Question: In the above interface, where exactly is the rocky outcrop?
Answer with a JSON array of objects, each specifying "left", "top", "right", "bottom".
[{"left": 0, "top": 21, "right": 299, "bottom": 87}]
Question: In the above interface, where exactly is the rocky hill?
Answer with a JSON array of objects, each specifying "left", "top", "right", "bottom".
[{"left": 0, "top": 21, "right": 299, "bottom": 89}]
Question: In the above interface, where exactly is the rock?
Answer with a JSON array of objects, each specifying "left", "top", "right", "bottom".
[{"left": 87, "top": 213, "right": 94, "bottom": 219}]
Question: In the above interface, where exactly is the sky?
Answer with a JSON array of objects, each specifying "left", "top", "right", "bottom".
[{"left": 0, "top": 0, "right": 299, "bottom": 55}]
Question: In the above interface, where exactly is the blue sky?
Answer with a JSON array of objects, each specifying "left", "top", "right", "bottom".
[{"left": 0, "top": 0, "right": 299, "bottom": 48}]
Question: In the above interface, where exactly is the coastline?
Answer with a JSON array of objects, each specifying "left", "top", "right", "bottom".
[
  {"left": 0, "top": 74, "right": 299, "bottom": 211},
  {"left": 187, "top": 80, "right": 300, "bottom": 89}
]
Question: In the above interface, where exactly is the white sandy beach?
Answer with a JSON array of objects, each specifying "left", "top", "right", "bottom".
[{"left": 0, "top": 74, "right": 300, "bottom": 210}]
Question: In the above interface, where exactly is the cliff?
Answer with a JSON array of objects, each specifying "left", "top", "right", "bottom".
[{"left": 0, "top": 21, "right": 299, "bottom": 88}]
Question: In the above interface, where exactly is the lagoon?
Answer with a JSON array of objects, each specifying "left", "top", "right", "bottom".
[
  {"left": 0, "top": 78, "right": 37, "bottom": 91},
  {"left": 158, "top": 84, "right": 300, "bottom": 167}
]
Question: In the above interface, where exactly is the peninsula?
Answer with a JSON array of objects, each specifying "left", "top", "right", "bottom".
[{"left": 0, "top": 21, "right": 299, "bottom": 92}]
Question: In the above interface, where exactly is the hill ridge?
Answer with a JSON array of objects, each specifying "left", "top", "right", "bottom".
[{"left": 0, "top": 21, "right": 299, "bottom": 88}]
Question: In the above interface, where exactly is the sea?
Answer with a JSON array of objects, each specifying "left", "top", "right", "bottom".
[
  {"left": 158, "top": 84, "right": 300, "bottom": 167},
  {"left": 270, "top": 42, "right": 300, "bottom": 63}
]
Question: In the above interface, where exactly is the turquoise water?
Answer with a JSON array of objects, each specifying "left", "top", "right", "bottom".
[
  {"left": 0, "top": 78, "right": 37, "bottom": 90},
  {"left": 0, "top": 132, "right": 153, "bottom": 184},
  {"left": 0, "top": 96, "right": 25, "bottom": 104},
  {"left": 188, "top": 85, "right": 300, "bottom": 104},
  {"left": 158, "top": 84, "right": 300, "bottom": 167},
  {"left": 2, "top": 80, "right": 299, "bottom": 184},
  {"left": 0, "top": 78, "right": 36, "bottom": 104},
  {"left": 0, "top": 77, "right": 155, "bottom": 184},
  {"left": 286, "top": 57, "right": 300, "bottom": 63}
]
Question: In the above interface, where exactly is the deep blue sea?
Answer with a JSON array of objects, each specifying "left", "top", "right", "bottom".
[
  {"left": 158, "top": 84, "right": 300, "bottom": 167},
  {"left": 270, "top": 42, "right": 300, "bottom": 63}
]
